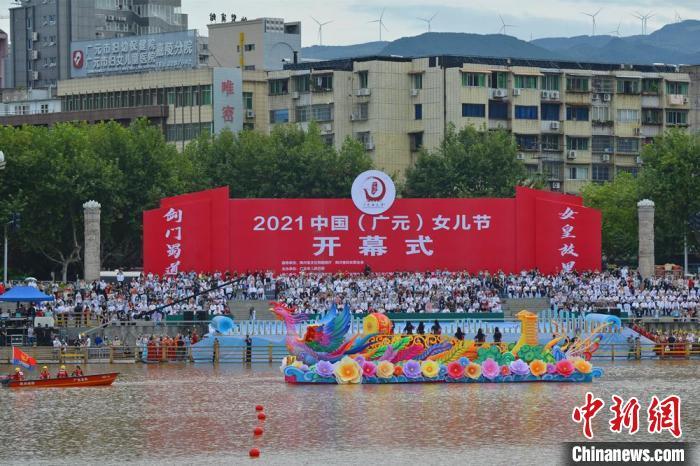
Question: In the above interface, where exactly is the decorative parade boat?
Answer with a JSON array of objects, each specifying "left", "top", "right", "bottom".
[
  {"left": 274, "top": 303, "right": 605, "bottom": 385},
  {"left": 2, "top": 373, "right": 119, "bottom": 389}
]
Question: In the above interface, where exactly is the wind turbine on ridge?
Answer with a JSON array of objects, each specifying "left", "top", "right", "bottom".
[
  {"left": 581, "top": 8, "right": 602, "bottom": 36},
  {"left": 608, "top": 22, "right": 622, "bottom": 37},
  {"left": 369, "top": 8, "right": 389, "bottom": 41},
  {"left": 632, "top": 11, "right": 654, "bottom": 35},
  {"left": 311, "top": 16, "right": 333, "bottom": 46},
  {"left": 498, "top": 14, "right": 515, "bottom": 36},
  {"left": 417, "top": 12, "right": 437, "bottom": 32}
]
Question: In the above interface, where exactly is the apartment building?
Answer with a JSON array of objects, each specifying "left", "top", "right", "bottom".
[
  {"left": 10, "top": 0, "right": 188, "bottom": 88},
  {"left": 272, "top": 56, "right": 691, "bottom": 192}
]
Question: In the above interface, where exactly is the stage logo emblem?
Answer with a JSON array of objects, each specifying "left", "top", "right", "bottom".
[{"left": 351, "top": 170, "right": 396, "bottom": 215}]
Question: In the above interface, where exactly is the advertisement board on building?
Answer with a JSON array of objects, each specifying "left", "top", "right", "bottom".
[
  {"left": 70, "top": 30, "right": 198, "bottom": 78},
  {"left": 212, "top": 67, "right": 244, "bottom": 134},
  {"left": 143, "top": 173, "right": 602, "bottom": 276}
]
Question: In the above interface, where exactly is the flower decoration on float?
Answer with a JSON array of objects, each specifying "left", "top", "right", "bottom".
[
  {"left": 481, "top": 358, "right": 500, "bottom": 380},
  {"left": 362, "top": 361, "right": 377, "bottom": 378},
  {"left": 555, "top": 359, "right": 575, "bottom": 377},
  {"left": 333, "top": 356, "right": 362, "bottom": 384},
  {"left": 500, "top": 365, "right": 511, "bottom": 376},
  {"left": 529, "top": 359, "right": 547, "bottom": 377},
  {"left": 376, "top": 360, "right": 395, "bottom": 379},
  {"left": 315, "top": 360, "right": 334, "bottom": 378},
  {"left": 509, "top": 359, "right": 530, "bottom": 376},
  {"left": 573, "top": 358, "right": 592, "bottom": 374},
  {"left": 447, "top": 361, "right": 465, "bottom": 379},
  {"left": 403, "top": 360, "right": 422, "bottom": 379},
  {"left": 421, "top": 360, "right": 440, "bottom": 378},
  {"left": 465, "top": 362, "right": 482, "bottom": 379}
]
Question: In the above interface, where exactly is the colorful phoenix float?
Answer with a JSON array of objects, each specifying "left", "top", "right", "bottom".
[{"left": 273, "top": 302, "right": 604, "bottom": 385}]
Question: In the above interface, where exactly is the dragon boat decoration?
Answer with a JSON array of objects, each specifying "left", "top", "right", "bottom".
[{"left": 274, "top": 302, "right": 604, "bottom": 385}]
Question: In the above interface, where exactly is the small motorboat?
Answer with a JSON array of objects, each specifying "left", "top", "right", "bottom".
[{"left": 2, "top": 372, "right": 119, "bottom": 389}]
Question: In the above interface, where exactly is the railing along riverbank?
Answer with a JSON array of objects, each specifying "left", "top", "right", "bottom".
[{"left": 3, "top": 342, "right": 700, "bottom": 365}]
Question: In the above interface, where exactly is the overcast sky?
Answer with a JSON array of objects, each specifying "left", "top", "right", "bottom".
[{"left": 0, "top": 0, "right": 696, "bottom": 45}]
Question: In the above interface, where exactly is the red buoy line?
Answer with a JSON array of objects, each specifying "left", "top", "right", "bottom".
[{"left": 249, "top": 404, "right": 265, "bottom": 458}]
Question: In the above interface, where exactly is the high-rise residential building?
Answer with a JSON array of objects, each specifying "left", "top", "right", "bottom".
[
  {"left": 10, "top": 0, "right": 188, "bottom": 88},
  {"left": 269, "top": 56, "right": 691, "bottom": 193},
  {"left": 207, "top": 17, "right": 301, "bottom": 71},
  {"left": 0, "top": 29, "right": 8, "bottom": 88}
]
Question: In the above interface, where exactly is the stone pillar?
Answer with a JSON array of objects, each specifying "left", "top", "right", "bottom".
[
  {"left": 83, "top": 200, "right": 101, "bottom": 282},
  {"left": 637, "top": 199, "right": 655, "bottom": 278}
]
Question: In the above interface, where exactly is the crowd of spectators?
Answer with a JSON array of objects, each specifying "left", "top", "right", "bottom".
[{"left": 0, "top": 268, "right": 698, "bottom": 324}]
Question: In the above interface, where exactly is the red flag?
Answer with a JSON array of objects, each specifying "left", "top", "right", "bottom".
[{"left": 11, "top": 346, "right": 37, "bottom": 370}]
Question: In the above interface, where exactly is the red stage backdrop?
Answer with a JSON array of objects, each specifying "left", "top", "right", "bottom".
[{"left": 143, "top": 186, "right": 601, "bottom": 275}]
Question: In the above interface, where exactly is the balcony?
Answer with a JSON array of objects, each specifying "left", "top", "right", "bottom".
[
  {"left": 666, "top": 94, "right": 688, "bottom": 107},
  {"left": 540, "top": 120, "right": 562, "bottom": 133}
]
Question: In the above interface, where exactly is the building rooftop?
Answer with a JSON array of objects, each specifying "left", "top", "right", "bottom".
[{"left": 284, "top": 54, "right": 684, "bottom": 74}]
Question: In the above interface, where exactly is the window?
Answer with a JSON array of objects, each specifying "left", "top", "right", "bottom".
[
  {"left": 409, "top": 132, "right": 424, "bottom": 152},
  {"left": 541, "top": 103, "right": 560, "bottom": 121},
  {"left": 354, "top": 102, "right": 369, "bottom": 120},
  {"left": 542, "top": 161, "right": 564, "bottom": 179},
  {"left": 666, "top": 81, "right": 688, "bottom": 95},
  {"left": 515, "top": 105, "right": 538, "bottom": 119},
  {"left": 294, "top": 75, "right": 310, "bottom": 93},
  {"left": 642, "top": 108, "right": 662, "bottom": 124},
  {"left": 541, "top": 75, "right": 560, "bottom": 91},
  {"left": 313, "top": 74, "right": 333, "bottom": 91},
  {"left": 201, "top": 85, "right": 212, "bottom": 105},
  {"left": 616, "top": 109, "right": 639, "bottom": 123},
  {"left": 244, "top": 65, "right": 256, "bottom": 71},
  {"left": 244, "top": 43, "right": 255, "bottom": 51},
  {"left": 566, "top": 76, "right": 589, "bottom": 92},
  {"left": 490, "top": 72, "right": 508, "bottom": 89},
  {"left": 516, "top": 134, "right": 539, "bottom": 151},
  {"left": 40, "top": 104, "right": 49, "bottom": 114},
  {"left": 591, "top": 106, "right": 610, "bottom": 123},
  {"left": 321, "top": 133, "right": 334, "bottom": 146},
  {"left": 312, "top": 104, "right": 333, "bottom": 121},
  {"left": 616, "top": 137, "right": 639, "bottom": 153},
  {"left": 269, "top": 79, "right": 289, "bottom": 95},
  {"left": 592, "top": 136, "right": 614, "bottom": 153},
  {"left": 566, "top": 137, "right": 589, "bottom": 151},
  {"left": 642, "top": 79, "right": 660, "bottom": 94},
  {"left": 412, "top": 73, "right": 423, "bottom": 90},
  {"left": 592, "top": 164, "right": 611, "bottom": 182},
  {"left": 462, "top": 103, "right": 485, "bottom": 117},
  {"left": 566, "top": 106, "right": 589, "bottom": 121},
  {"left": 488, "top": 100, "right": 508, "bottom": 119},
  {"left": 243, "top": 92, "right": 253, "bottom": 110},
  {"left": 355, "top": 131, "right": 372, "bottom": 147},
  {"left": 592, "top": 77, "right": 614, "bottom": 93},
  {"left": 358, "top": 71, "right": 368, "bottom": 89},
  {"left": 462, "top": 72, "right": 486, "bottom": 87},
  {"left": 295, "top": 106, "right": 310, "bottom": 122},
  {"left": 514, "top": 75, "right": 537, "bottom": 89},
  {"left": 666, "top": 110, "right": 688, "bottom": 126},
  {"left": 270, "top": 108, "right": 289, "bottom": 124},
  {"left": 414, "top": 104, "right": 422, "bottom": 120},
  {"left": 568, "top": 166, "right": 589, "bottom": 180},
  {"left": 541, "top": 135, "right": 560, "bottom": 151},
  {"left": 616, "top": 79, "right": 640, "bottom": 94}
]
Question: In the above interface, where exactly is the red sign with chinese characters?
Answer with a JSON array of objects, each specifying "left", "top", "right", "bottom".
[{"left": 143, "top": 186, "right": 601, "bottom": 275}]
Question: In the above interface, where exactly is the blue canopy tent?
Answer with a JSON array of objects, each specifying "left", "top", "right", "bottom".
[{"left": 0, "top": 286, "right": 55, "bottom": 302}]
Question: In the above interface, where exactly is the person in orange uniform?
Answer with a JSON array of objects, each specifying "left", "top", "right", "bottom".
[
  {"left": 72, "top": 365, "right": 84, "bottom": 377},
  {"left": 39, "top": 366, "right": 51, "bottom": 380},
  {"left": 12, "top": 367, "right": 24, "bottom": 381},
  {"left": 56, "top": 365, "right": 69, "bottom": 378}
]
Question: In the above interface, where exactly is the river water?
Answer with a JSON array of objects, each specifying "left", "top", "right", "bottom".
[{"left": 0, "top": 360, "right": 697, "bottom": 465}]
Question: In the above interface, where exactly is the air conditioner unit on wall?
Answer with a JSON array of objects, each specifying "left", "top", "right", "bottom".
[
  {"left": 550, "top": 121, "right": 560, "bottom": 130},
  {"left": 602, "top": 153, "right": 610, "bottom": 162},
  {"left": 516, "top": 153, "right": 525, "bottom": 160},
  {"left": 291, "top": 91, "right": 300, "bottom": 99},
  {"left": 552, "top": 181, "right": 561, "bottom": 190},
  {"left": 411, "top": 88, "right": 420, "bottom": 97},
  {"left": 364, "top": 141, "right": 375, "bottom": 150},
  {"left": 32, "top": 32, "right": 39, "bottom": 41},
  {"left": 550, "top": 90, "right": 560, "bottom": 99},
  {"left": 356, "top": 88, "right": 371, "bottom": 96},
  {"left": 512, "top": 88, "right": 521, "bottom": 96},
  {"left": 603, "top": 93, "right": 611, "bottom": 102},
  {"left": 493, "top": 89, "right": 506, "bottom": 98},
  {"left": 567, "top": 150, "right": 576, "bottom": 159},
  {"left": 245, "top": 109, "right": 255, "bottom": 118},
  {"left": 541, "top": 90, "right": 550, "bottom": 99}
]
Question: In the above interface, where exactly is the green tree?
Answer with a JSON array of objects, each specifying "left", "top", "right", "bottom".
[
  {"left": 581, "top": 173, "right": 639, "bottom": 264},
  {"left": 638, "top": 129, "right": 700, "bottom": 261},
  {"left": 184, "top": 123, "right": 373, "bottom": 198},
  {"left": 403, "top": 124, "right": 528, "bottom": 197}
]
